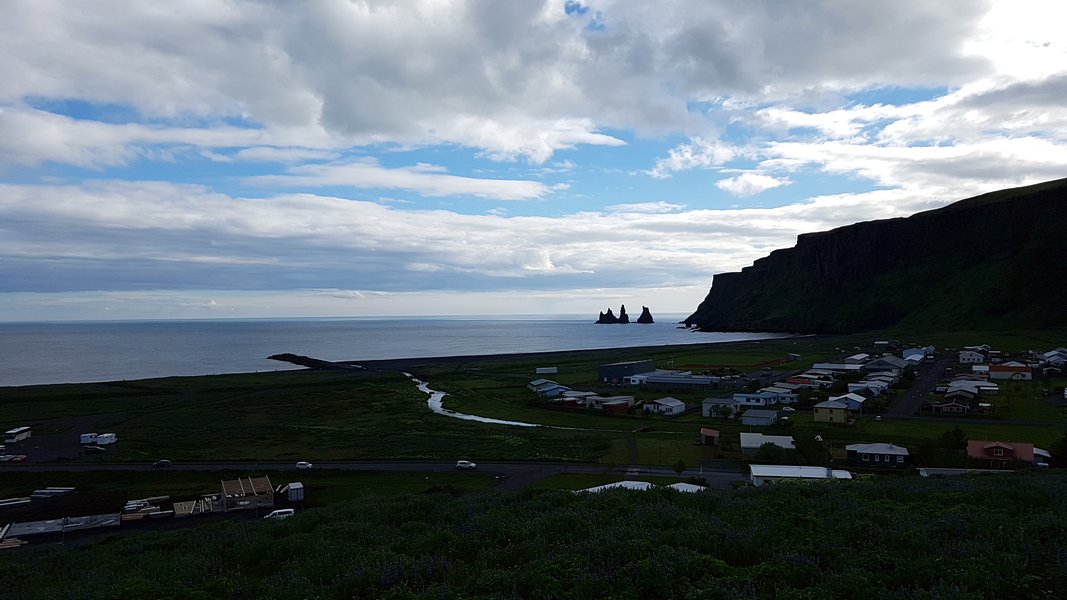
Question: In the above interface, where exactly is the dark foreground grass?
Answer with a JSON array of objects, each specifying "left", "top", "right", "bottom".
[{"left": 2, "top": 472, "right": 1066, "bottom": 599}]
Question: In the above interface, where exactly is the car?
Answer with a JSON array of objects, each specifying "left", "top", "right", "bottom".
[
  {"left": 455, "top": 460, "right": 477, "bottom": 470},
  {"left": 782, "top": 407, "right": 796, "bottom": 413},
  {"left": 264, "top": 509, "right": 294, "bottom": 520},
  {"left": 152, "top": 459, "right": 172, "bottom": 468},
  {"left": 295, "top": 461, "right": 313, "bottom": 470}
]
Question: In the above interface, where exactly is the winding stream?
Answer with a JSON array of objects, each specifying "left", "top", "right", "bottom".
[{"left": 406, "top": 373, "right": 544, "bottom": 427}]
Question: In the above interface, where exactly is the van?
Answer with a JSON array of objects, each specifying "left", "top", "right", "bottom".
[{"left": 264, "top": 509, "right": 294, "bottom": 520}]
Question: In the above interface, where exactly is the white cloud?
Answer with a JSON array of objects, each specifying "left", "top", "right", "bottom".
[
  {"left": 605, "top": 202, "right": 685, "bottom": 214},
  {"left": 249, "top": 158, "right": 552, "bottom": 200},
  {"left": 716, "top": 173, "right": 792, "bottom": 197}
]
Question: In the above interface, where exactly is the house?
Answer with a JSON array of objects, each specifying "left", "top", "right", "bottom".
[
  {"left": 846, "top": 443, "right": 909, "bottom": 467},
  {"left": 534, "top": 383, "right": 570, "bottom": 398},
  {"left": 598, "top": 360, "right": 655, "bottom": 383},
  {"left": 527, "top": 378, "right": 557, "bottom": 391},
  {"left": 740, "top": 432, "right": 796, "bottom": 456},
  {"left": 829, "top": 393, "right": 868, "bottom": 413},
  {"left": 988, "top": 364, "right": 1033, "bottom": 381},
  {"left": 863, "top": 355, "right": 909, "bottom": 372},
  {"left": 931, "top": 398, "right": 971, "bottom": 415},
  {"left": 902, "top": 348, "right": 926, "bottom": 364},
  {"left": 845, "top": 353, "right": 870, "bottom": 365},
  {"left": 702, "top": 397, "right": 737, "bottom": 418},
  {"left": 958, "top": 350, "right": 985, "bottom": 364},
  {"left": 758, "top": 386, "right": 800, "bottom": 405},
  {"left": 732, "top": 392, "right": 777, "bottom": 408},
  {"left": 813, "top": 400, "right": 849, "bottom": 423},
  {"left": 849, "top": 380, "right": 889, "bottom": 395},
  {"left": 740, "top": 409, "right": 780, "bottom": 427},
  {"left": 1034, "top": 447, "right": 1051, "bottom": 466},
  {"left": 643, "top": 397, "right": 686, "bottom": 416},
  {"left": 947, "top": 379, "right": 998, "bottom": 395},
  {"left": 748, "top": 464, "right": 852, "bottom": 487},
  {"left": 699, "top": 428, "right": 719, "bottom": 445},
  {"left": 966, "top": 440, "right": 1035, "bottom": 469}
]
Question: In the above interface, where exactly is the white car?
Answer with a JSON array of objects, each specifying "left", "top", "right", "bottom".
[
  {"left": 295, "top": 461, "right": 313, "bottom": 470},
  {"left": 264, "top": 509, "right": 294, "bottom": 520},
  {"left": 455, "top": 460, "right": 477, "bottom": 470}
]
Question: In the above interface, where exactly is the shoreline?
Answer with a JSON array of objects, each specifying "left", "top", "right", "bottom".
[{"left": 4, "top": 333, "right": 803, "bottom": 388}]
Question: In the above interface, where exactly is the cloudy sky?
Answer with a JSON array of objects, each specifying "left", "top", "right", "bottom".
[{"left": 2, "top": 0, "right": 1065, "bottom": 321}]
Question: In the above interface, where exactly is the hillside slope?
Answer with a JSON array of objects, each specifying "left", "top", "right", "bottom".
[{"left": 686, "top": 178, "right": 1067, "bottom": 333}]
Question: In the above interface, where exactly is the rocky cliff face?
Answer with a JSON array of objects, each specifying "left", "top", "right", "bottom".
[
  {"left": 686, "top": 178, "right": 1067, "bottom": 333},
  {"left": 637, "top": 307, "right": 654, "bottom": 323}
]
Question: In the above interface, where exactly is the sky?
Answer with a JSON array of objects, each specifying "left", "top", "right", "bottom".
[{"left": 2, "top": 0, "right": 1066, "bottom": 321}]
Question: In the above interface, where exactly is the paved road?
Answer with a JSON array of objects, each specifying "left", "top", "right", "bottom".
[
  {"left": 1, "top": 460, "right": 746, "bottom": 490},
  {"left": 885, "top": 354, "right": 953, "bottom": 417}
]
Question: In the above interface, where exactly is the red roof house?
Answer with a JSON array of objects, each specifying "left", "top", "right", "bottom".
[{"left": 966, "top": 440, "right": 1035, "bottom": 468}]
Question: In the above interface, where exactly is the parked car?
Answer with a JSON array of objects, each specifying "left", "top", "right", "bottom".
[
  {"left": 152, "top": 459, "right": 172, "bottom": 468},
  {"left": 296, "top": 461, "right": 313, "bottom": 470},
  {"left": 455, "top": 460, "right": 477, "bottom": 470},
  {"left": 264, "top": 509, "right": 294, "bottom": 520}
]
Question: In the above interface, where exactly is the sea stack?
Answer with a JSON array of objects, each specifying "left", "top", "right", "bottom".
[
  {"left": 637, "top": 306, "right": 654, "bottom": 324},
  {"left": 618, "top": 305, "right": 630, "bottom": 324},
  {"left": 596, "top": 309, "right": 619, "bottom": 324}
]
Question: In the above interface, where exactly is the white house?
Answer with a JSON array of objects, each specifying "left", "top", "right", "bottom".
[
  {"left": 643, "top": 397, "right": 687, "bottom": 416},
  {"left": 958, "top": 350, "right": 985, "bottom": 364},
  {"left": 740, "top": 433, "right": 796, "bottom": 456},
  {"left": 758, "top": 386, "right": 800, "bottom": 405},
  {"left": 748, "top": 464, "right": 852, "bottom": 487},
  {"left": 732, "top": 392, "right": 778, "bottom": 408}
]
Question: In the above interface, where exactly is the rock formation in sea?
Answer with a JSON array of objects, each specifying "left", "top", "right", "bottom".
[
  {"left": 637, "top": 306, "right": 654, "bottom": 324},
  {"left": 598, "top": 305, "right": 643, "bottom": 324},
  {"left": 597, "top": 309, "right": 619, "bottom": 324}
]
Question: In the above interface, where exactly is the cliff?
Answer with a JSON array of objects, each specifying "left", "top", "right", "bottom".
[
  {"left": 637, "top": 306, "right": 654, "bottom": 324},
  {"left": 685, "top": 178, "right": 1067, "bottom": 333}
]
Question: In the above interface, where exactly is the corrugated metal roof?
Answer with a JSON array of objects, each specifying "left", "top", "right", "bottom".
[
  {"left": 845, "top": 443, "right": 909, "bottom": 455},
  {"left": 749, "top": 465, "right": 852, "bottom": 480}
]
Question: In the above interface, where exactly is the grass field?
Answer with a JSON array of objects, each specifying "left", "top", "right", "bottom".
[{"left": 3, "top": 330, "right": 1065, "bottom": 470}]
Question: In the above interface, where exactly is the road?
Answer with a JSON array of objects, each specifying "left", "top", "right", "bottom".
[
  {"left": 885, "top": 354, "right": 953, "bottom": 417},
  {"left": 1, "top": 460, "right": 746, "bottom": 490}
]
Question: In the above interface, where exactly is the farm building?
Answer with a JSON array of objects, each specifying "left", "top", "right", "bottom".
[
  {"left": 749, "top": 465, "right": 852, "bottom": 487},
  {"left": 988, "top": 364, "right": 1033, "bottom": 381}
]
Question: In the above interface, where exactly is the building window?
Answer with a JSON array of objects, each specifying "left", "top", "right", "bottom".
[
  {"left": 896, "top": 456, "right": 904, "bottom": 463},
  {"left": 993, "top": 448, "right": 1004, "bottom": 457},
  {"left": 861, "top": 453, "right": 869, "bottom": 461}
]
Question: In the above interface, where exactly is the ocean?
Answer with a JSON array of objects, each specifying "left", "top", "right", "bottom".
[{"left": 0, "top": 316, "right": 783, "bottom": 387}]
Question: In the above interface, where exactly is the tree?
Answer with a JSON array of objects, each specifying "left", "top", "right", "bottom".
[
  {"left": 754, "top": 442, "right": 793, "bottom": 464},
  {"left": 673, "top": 459, "right": 687, "bottom": 477},
  {"left": 1050, "top": 432, "right": 1067, "bottom": 468},
  {"left": 939, "top": 426, "right": 968, "bottom": 451}
]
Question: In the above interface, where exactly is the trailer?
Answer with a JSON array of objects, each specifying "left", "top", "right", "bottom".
[
  {"left": 96, "top": 433, "right": 118, "bottom": 445},
  {"left": 3, "top": 427, "right": 31, "bottom": 444}
]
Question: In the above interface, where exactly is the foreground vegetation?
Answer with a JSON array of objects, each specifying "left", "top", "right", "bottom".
[{"left": 3, "top": 473, "right": 1066, "bottom": 598}]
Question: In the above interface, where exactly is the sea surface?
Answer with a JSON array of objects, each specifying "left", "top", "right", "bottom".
[{"left": 0, "top": 316, "right": 784, "bottom": 387}]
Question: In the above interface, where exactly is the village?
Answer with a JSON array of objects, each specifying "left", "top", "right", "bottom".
[{"left": 525, "top": 342, "right": 1067, "bottom": 485}]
